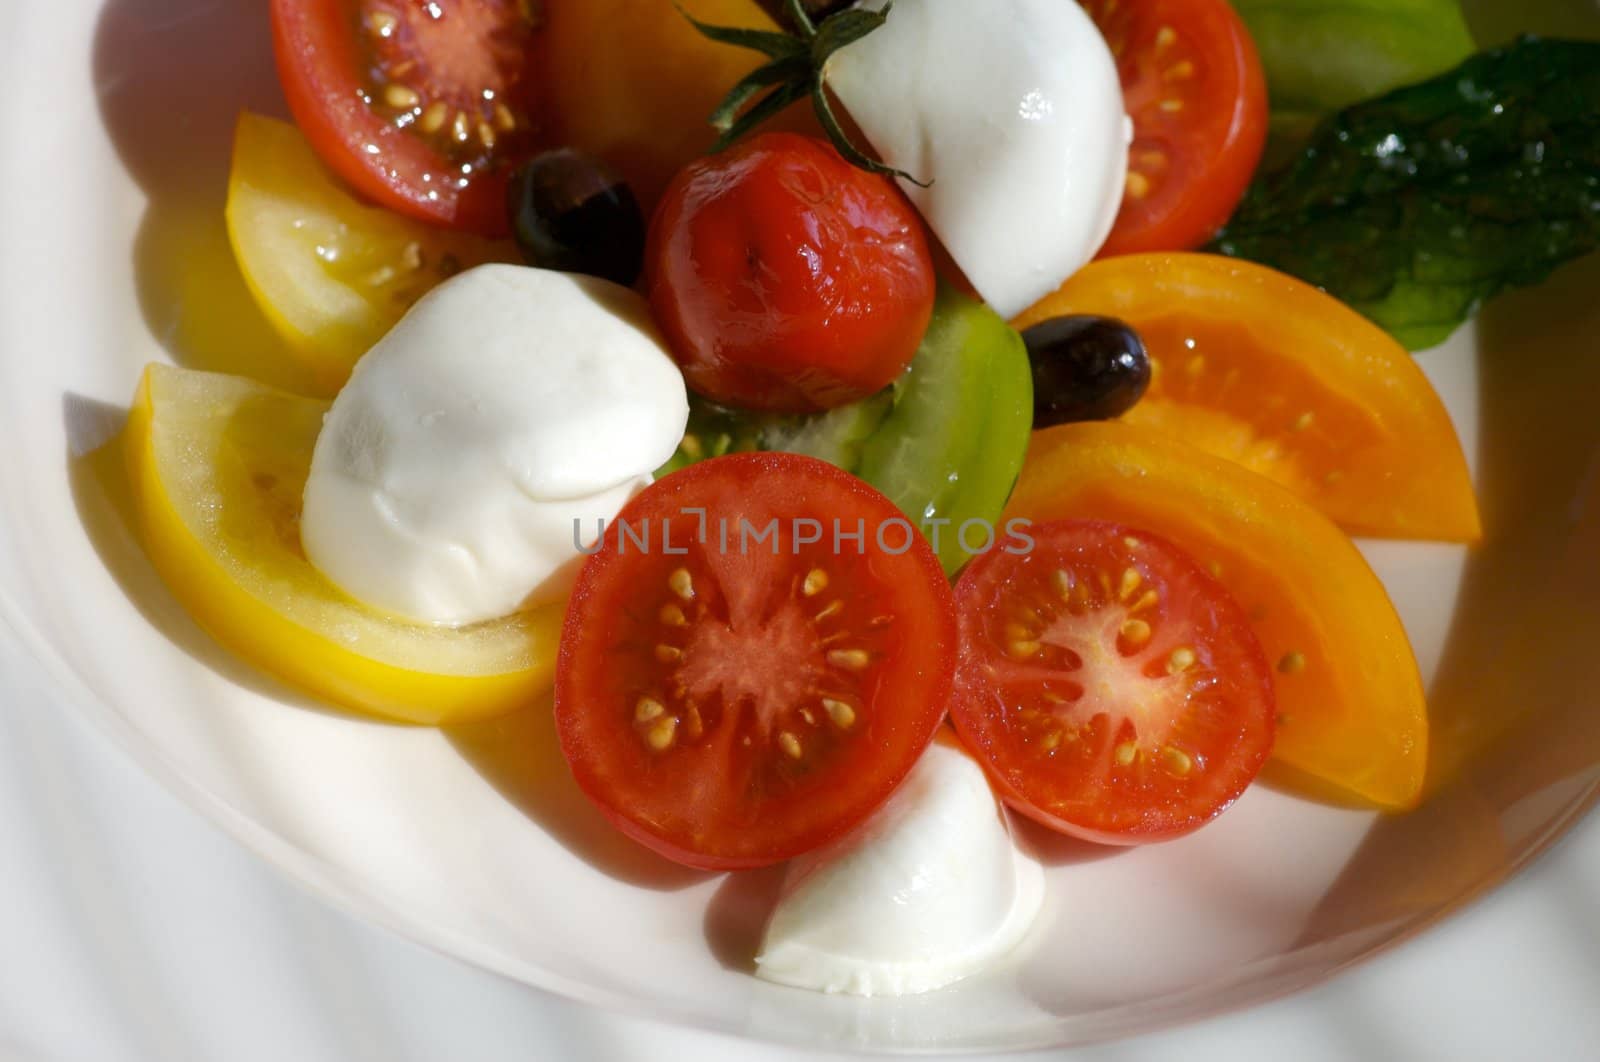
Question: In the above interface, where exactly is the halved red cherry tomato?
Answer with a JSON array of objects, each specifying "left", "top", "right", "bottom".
[
  {"left": 647, "top": 133, "right": 936, "bottom": 414},
  {"left": 950, "top": 520, "right": 1275, "bottom": 844},
  {"left": 555, "top": 453, "right": 957, "bottom": 870},
  {"left": 269, "top": 0, "right": 543, "bottom": 235},
  {"left": 1083, "top": 0, "right": 1268, "bottom": 256}
]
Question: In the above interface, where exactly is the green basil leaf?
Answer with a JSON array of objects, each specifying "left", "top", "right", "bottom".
[{"left": 1212, "top": 37, "right": 1600, "bottom": 350}]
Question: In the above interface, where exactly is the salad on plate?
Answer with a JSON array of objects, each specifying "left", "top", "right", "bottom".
[{"left": 112, "top": 0, "right": 1600, "bottom": 999}]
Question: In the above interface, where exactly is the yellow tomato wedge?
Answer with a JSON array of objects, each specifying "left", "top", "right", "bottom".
[
  {"left": 225, "top": 112, "right": 515, "bottom": 395},
  {"left": 1015, "top": 254, "right": 1480, "bottom": 543},
  {"left": 540, "top": 0, "right": 820, "bottom": 214},
  {"left": 126, "top": 363, "right": 561, "bottom": 725},
  {"left": 1009, "top": 421, "right": 1428, "bottom": 809}
]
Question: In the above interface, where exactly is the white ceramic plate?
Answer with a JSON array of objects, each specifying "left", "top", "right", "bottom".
[{"left": 4, "top": 0, "right": 1600, "bottom": 1053}]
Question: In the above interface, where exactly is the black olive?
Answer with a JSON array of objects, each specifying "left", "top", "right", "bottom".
[
  {"left": 1022, "top": 315, "right": 1151, "bottom": 427},
  {"left": 507, "top": 150, "right": 646, "bottom": 287}
]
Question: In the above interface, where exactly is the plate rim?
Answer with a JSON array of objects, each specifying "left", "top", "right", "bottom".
[{"left": 4, "top": 567, "right": 1596, "bottom": 1055}]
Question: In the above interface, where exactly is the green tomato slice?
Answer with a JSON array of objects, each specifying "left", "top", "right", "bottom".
[
  {"left": 660, "top": 392, "right": 892, "bottom": 477},
  {"left": 659, "top": 287, "right": 1034, "bottom": 575},
  {"left": 858, "top": 288, "right": 1032, "bottom": 573},
  {"left": 1232, "top": 0, "right": 1475, "bottom": 121},
  {"left": 928, "top": 303, "right": 1032, "bottom": 573}
]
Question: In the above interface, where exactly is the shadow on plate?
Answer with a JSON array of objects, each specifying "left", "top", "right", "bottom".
[
  {"left": 1284, "top": 252, "right": 1600, "bottom": 950},
  {"left": 702, "top": 864, "right": 789, "bottom": 973},
  {"left": 1008, "top": 816, "right": 1126, "bottom": 868},
  {"left": 65, "top": 392, "right": 351, "bottom": 720},
  {"left": 91, "top": 0, "right": 319, "bottom": 396},
  {"left": 443, "top": 702, "right": 713, "bottom": 892}
]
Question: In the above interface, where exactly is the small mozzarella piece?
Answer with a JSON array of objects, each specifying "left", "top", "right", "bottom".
[
  {"left": 827, "top": 0, "right": 1129, "bottom": 319},
  {"left": 302, "top": 265, "right": 688, "bottom": 626},
  {"left": 756, "top": 740, "right": 1044, "bottom": 997}
]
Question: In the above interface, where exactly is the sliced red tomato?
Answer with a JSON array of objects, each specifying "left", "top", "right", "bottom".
[
  {"left": 555, "top": 453, "right": 957, "bottom": 870},
  {"left": 951, "top": 521, "right": 1275, "bottom": 844},
  {"left": 1083, "top": 0, "right": 1268, "bottom": 256},
  {"left": 1009, "top": 423, "right": 1430, "bottom": 811},
  {"left": 269, "top": 0, "right": 543, "bottom": 235}
]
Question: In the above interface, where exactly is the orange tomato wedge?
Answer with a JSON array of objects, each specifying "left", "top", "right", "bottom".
[
  {"left": 1008, "top": 421, "right": 1427, "bottom": 809},
  {"left": 1014, "top": 254, "right": 1480, "bottom": 543}
]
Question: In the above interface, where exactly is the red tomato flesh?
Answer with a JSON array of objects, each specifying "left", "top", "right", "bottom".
[
  {"left": 270, "top": 0, "right": 543, "bottom": 235},
  {"left": 647, "top": 133, "right": 936, "bottom": 414},
  {"left": 555, "top": 453, "right": 957, "bottom": 870},
  {"left": 1084, "top": 0, "right": 1268, "bottom": 257},
  {"left": 950, "top": 521, "right": 1275, "bottom": 844}
]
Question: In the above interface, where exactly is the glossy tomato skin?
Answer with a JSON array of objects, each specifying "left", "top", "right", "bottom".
[
  {"left": 647, "top": 134, "right": 936, "bottom": 414},
  {"left": 950, "top": 521, "right": 1275, "bottom": 845},
  {"left": 1084, "top": 0, "right": 1268, "bottom": 256},
  {"left": 555, "top": 453, "right": 957, "bottom": 870},
  {"left": 270, "top": 0, "right": 541, "bottom": 236}
]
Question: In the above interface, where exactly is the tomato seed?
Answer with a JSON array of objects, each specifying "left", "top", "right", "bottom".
[
  {"left": 1004, "top": 622, "right": 1035, "bottom": 642},
  {"left": 827, "top": 648, "right": 871, "bottom": 671},
  {"left": 365, "top": 10, "right": 398, "bottom": 37},
  {"left": 1162, "top": 746, "right": 1194, "bottom": 775},
  {"left": 1120, "top": 618, "right": 1152, "bottom": 647},
  {"left": 823, "top": 699, "right": 857, "bottom": 729},
  {"left": 383, "top": 84, "right": 421, "bottom": 110},
  {"left": 647, "top": 717, "right": 679, "bottom": 751}
]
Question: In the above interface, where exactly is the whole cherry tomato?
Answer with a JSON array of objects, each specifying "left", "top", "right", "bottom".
[{"left": 647, "top": 133, "right": 936, "bottom": 414}]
